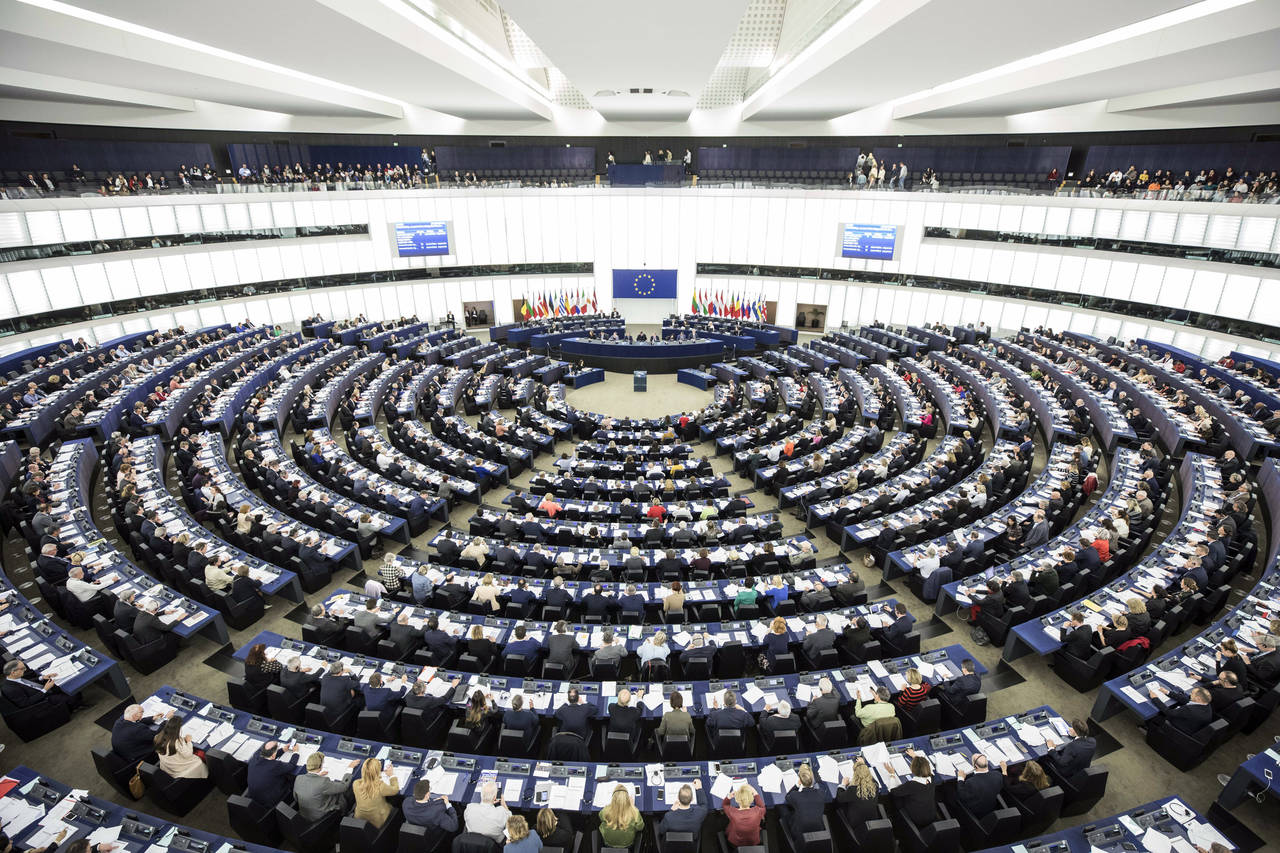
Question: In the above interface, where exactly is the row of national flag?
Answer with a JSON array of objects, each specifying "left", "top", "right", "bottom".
[
  {"left": 520, "top": 287, "right": 598, "bottom": 320},
  {"left": 691, "top": 289, "right": 767, "bottom": 321}
]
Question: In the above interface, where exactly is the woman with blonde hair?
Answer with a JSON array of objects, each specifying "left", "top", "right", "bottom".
[
  {"left": 504, "top": 814, "right": 542, "bottom": 853},
  {"left": 1125, "top": 597, "right": 1151, "bottom": 635},
  {"left": 837, "top": 757, "right": 880, "bottom": 824},
  {"left": 235, "top": 503, "right": 254, "bottom": 535},
  {"left": 722, "top": 783, "right": 766, "bottom": 847},
  {"left": 536, "top": 808, "right": 574, "bottom": 849},
  {"left": 894, "top": 667, "right": 930, "bottom": 712},
  {"left": 472, "top": 572, "right": 501, "bottom": 612},
  {"left": 598, "top": 784, "right": 644, "bottom": 847},
  {"left": 461, "top": 537, "right": 489, "bottom": 563},
  {"left": 352, "top": 757, "right": 399, "bottom": 827},
  {"left": 762, "top": 615, "right": 790, "bottom": 667},
  {"left": 1003, "top": 759, "right": 1050, "bottom": 804}
]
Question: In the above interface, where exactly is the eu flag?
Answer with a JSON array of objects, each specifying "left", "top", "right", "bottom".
[{"left": 612, "top": 269, "right": 678, "bottom": 299}]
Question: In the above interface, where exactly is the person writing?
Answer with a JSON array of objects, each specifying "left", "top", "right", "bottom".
[
  {"left": 658, "top": 780, "right": 707, "bottom": 841},
  {"left": 836, "top": 758, "right": 880, "bottom": 824}
]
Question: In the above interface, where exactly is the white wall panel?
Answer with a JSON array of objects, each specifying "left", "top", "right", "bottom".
[
  {"left": 1218, "top": 274, "right": 1259, "bottom": 321},
  {"left": 25, "top": 210, "right": 63, "bottom": 245},
  {"left": 73, "top": 264, "right": 111, "bottom": 304},
  {"left": 1184, "top": 269, "right": 1224, "bottom": 314},
  {"left": 90, "top": 208, "right": 124, "bottom": 240},
  {"left": 132, "top": 257, "right": 165, "bottom": 297},
  {"left": 59, "top": 210, "right": 94, "bottom": 242},
  {"left": 41, "top": 267, "right": 79, "bottom": 310},
  {"left": 1236, "top": 217, "right": 1275, "bottom": 252},
  {"left": 200, "top": 204, "right": 228, "bottom": 233},
  {"left": 147, "top": 205, "right": 178, "bottom": 236},
  {"left": 174, "top": 205, "right": 203, "bottom": 234},
  {"left": 120, "top": 207, "right": 151, "bottom": 238}
]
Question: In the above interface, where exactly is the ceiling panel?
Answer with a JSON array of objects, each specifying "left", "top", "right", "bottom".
[{"left": 751, "top": 0, "right": 1198, "bottom": 120}]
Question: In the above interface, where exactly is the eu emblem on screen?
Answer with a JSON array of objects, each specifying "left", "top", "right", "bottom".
[
  {"left": 393, "top": 221, "right": 452, "bottom": 257},
  {"left": 612, "top": 269, "right": 678, "bottom": 299},
  {"left": 839, "top": 224, "right": 899, "bottom": 260}
]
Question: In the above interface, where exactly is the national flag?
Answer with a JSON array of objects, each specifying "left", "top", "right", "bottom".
[
  {"left": 731, "top": 293, "right": 740, "bottom": 319},
  {"left": 559, "top": 290, "right": 568, "bottom": 316},
  {"left": 590, "top": 288, "right": 598, "bottom": 313},
  {"left": 691, "top": 290, "right": 699, "bottom": 314},
  {"left": 520, "top": 297, "right": 531, "bottom": 320}
]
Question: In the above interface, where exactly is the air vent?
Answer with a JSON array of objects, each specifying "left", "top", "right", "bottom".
[
  {"left": 1006, "top": 139, "right": 1027, "bottom": 148},
  {"left": 489, "top": 141, "right": 506, "bottom": 148}
]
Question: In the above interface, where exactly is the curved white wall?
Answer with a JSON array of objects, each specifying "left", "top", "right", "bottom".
[{"left": 1, "top": 189, "right": 1277, "bottom": 360}]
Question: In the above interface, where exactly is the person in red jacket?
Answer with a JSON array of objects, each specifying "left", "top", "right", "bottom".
[
  {"left": 722, "top": 783, "right": 766, "bottom": 847},
  {"left": 646, "top": 500, "right": 667, "bottom": 520}
]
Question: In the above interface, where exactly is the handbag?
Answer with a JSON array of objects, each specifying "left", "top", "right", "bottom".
[{"left": 128, "top": 762, "right": 145, "bottom": 798}]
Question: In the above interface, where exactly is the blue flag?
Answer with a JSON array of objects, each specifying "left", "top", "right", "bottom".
[{"left": 612, "top": 269, "right": 677, "bottom": 299}]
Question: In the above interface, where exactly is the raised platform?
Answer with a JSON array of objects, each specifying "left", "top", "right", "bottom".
[{"left": 556, "top": 336, "right": 730, "bottom": 373}]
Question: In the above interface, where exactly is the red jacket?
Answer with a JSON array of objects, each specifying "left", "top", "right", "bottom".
[{"left": 722, "top": 794, "right": 765, "bottom": 846}]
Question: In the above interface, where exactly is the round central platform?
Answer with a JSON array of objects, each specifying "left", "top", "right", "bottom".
[{"left": 564, "top": 372, "right": 712, "bottom": 419}]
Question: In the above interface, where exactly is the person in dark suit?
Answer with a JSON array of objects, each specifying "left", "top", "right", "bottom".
[
  {"left": 503, "top": 624, "right": 541, "bottom": 663},
  {"left": 246, "top": 741, "right": 302, "bottom": 808},
  {"left": 758, "top": 701, "right": 802, "bottom": 751},
  {"left": 421, "top": 616, "right": 457, "bottom": 664},
  {"left": 111, "top": 703, "right": 166, "bottom": 763},
  {"left": 805, "top": 678, "right": 841, "bottom": 727},
  {"left": 888, "top": 752, "right": 937, "bottom": 825},
  {"left": 544, "top": 579, "right": 574, "bottom": 612},
  {"left": 1028, "top": 564, "right": 1059, "bottom": 597},
  {"left": 658, "top": 780, "right": 708, "bottom": 842},
  {"left": 836, "top": 759, "right": 881, "bottom": 826},
  {"left": 404, "top": 780, "right": 459, "bottom": 832},
  {"left": 319, "top": 662, "right": 360, "bottom": 717},
  {"left": 1150, "top": 685, "right": 1214, "bottom": 734},
  {"left": 502, "top": 693, "right": 540, "bottom": 746},
  {"left": 707, "top": 690, "right": 754, "bottom": 745},
  {"left": 132, "top": 600, "right": 176, "bottom": 644},
  {"left": 783, "top": 764, "right": 830, "bottom": 836},
  {"left": 35, "top": 544, "right": 71, "bottom": 584},
  {"left": 1001, "top": 571, "right": 1031, "bottom": 608},
  {"left": 112, "top": 590, "right": 140, "bottom": 632},
  {"left": 553, "top": 688, "right": 594, "bottom": 738},
  {"left": 546, "top": 621, "right": 579, "bottom": 672},
  {"left": 1058, "top": 612, "right": 1093, "bottom": 659},
  {"left": 955, "top": 755, "right": 1004, "bottom": 814},
  {"left": 280, "top": 656, "right": 321, "bottom": 699},
  {"left": 877, "top": 603, "right": 916, "bottom": 645},
  {"left": 230, "top": 565, "right": 266, "bottom": 605},
  {"left": 967, "top": 581, "right": 1005, "bottom": 623},
  {"left": 607, "top": 688, "right": 644, "bottom": 748},
  {"left": 403, "top": 677, "right": 460, "bottom": 711},
  {"left": 801, "top": 615, "right": 836, "bottom": 662},
  {"left": 1041, "top": 718, "right": 1096, "bottom": 778},
  {"left": 304, "top": 604, "right": 344, "bottom": 646},
  {"left": 1074, "top": 538, "right": 1101, "bottom": 575},
  {"left": 938, "top": 658, "right": 981, "bottom": 705}
]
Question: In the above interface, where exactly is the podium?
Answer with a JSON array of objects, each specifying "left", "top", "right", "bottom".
[{"left": 633, "top": 371, "right": 647, "bottom": 392}]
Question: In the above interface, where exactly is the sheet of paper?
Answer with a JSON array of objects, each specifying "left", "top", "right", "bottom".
[
  {"left": 816, "top": 754, "right": 841, "bottom": 784},
  {"left": 1140, "top": 827, "right": 1173, "bottom": 853},
  {"left": 503, "top": 777, "right": 524, "bottom": 803},
  {"left": 710, "top": 773, "right": 735, "bottom": 800},
  {"left": 755, "top": 764, "right": 784, "bottom": 794}
]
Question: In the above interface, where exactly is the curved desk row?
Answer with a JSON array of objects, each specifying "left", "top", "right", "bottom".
[{"left": 558, "top": 338, "right": 730, "bottom": 373}]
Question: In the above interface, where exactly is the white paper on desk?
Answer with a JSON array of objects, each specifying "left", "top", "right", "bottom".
[
  {"left": 889, "top": 754, "right": 912, "bottom": 778},
  {"left": 710, "top": 773, "right": 735, "bottom": 799},
  {"left": 87, "top": 826, "right": 121, "bottom": 846},
  {"left": 915, "top": 660, "right": 935, "bottom": 680},
  {"left": 755, "top": 763, "right": 784, "bottom": 794},
  {"left": 794, "top": 683, "right": 814, "bottom": 703},
  {"left": 672, "top": 630, "right": 693, "bottom": 647},
  {"left": 888, "top": 673, "right": 907, "bottom": 692},
  {"left": 503, "top": 778, "right": 524, "bottom": 803},
  {"left": 26, "top": 819, "right": 74, "bottom": 849},
  {"left": 183, "top": 716, "right": 217, "bottom": 744},
  {"left": 1141, "top": 827, "right": 1173, "bottom": 853},
  {"left": 741, "top": 683, "right": 765, "bottom": 705},
  {"left": 867, "top": 659, "right": 888, "bottom": 678},
  {"left": 641, "top": 691, "right": 664, "bottom": 712},
  {"left": 593, "top": 782, "right": 636, "bottom": 808},
  {"left": 1186, "top": 820, "right": 1233, "bottom": 850},
  {"left": 861, "top": 742, "right": 891, "bottom": 768},
  {"left": 1169, "top": 839, "right": 1197, "bottom": 853},
  {"left": 779, "top": 768, "right": 800, "bottom": 792},
  {"left": 1018, "top": 725, "right": 1045, "bottom": 747},
  {"left": 0, "top": 798, "right": 44, "bottom": 836},
  {"left": 995, "top": 737, "right": 1024, "bottom": 763},
  {"left": 233, "top": 736, "right": 264, "bottom": 762},
  {"left": 1119, "top": 815, "right": 1144, "bottom": 837},
  {"left": 703, "top": 689, "right": 726, "bottom": 710},
  {"left": 817, "top": 755, "right": 841, "bottom": 784},
  {"left": 138, "top": 696, "right": 171, "bottom": 720},
  {"left": 931, "top": 753, "right": 955, "bottom": 777},
  {"left": 1122, "top": 686, "right": 1151, "bottom": 706},
  {"left": 206, "top": 721, "right": 236, "bottom": 748}
]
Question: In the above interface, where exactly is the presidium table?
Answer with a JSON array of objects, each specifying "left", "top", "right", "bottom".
[{"left": 554, "top": 336, "right": 732, "bottom": 373}]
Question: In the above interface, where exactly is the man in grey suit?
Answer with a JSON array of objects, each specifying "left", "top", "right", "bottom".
[
  {"left": 294, "top": 752, "right": 356, "bottom": 821},
  {"left": 280, "top": 656, "right": 321, "bottom": 699},
  {"left": 1022, "top": 510, "right": 1050, "bottom": 549},
  {"left": 354, "top": 598, "right": 392, "bottom": 636}
]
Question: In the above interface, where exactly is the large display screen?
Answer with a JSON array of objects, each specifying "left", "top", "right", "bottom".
[
  {"left": 839, "top": 223, "right": 899, "bottom": 260},
  {"left": 392, "top": 221, "right": 452, "bottom": 257}
]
